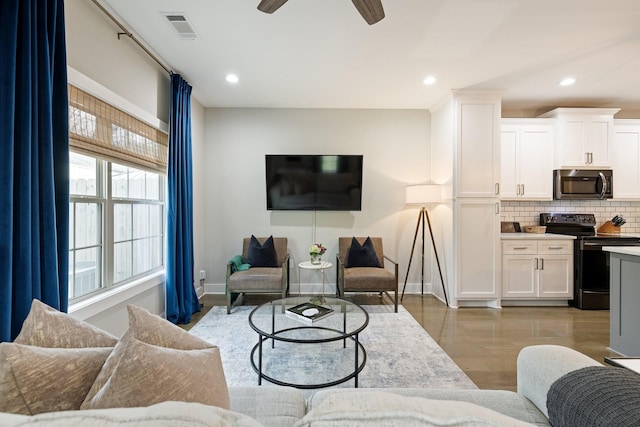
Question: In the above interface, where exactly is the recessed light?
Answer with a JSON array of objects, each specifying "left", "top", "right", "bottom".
[
  {"left": 226, "top": 74, "right": 239, "bottom": 84},
  {"left": 423, "top": 76, "right": 437, "bottom": 86},
  {"left": 560, "top": 77, "right": 576, "bottom": 86}
]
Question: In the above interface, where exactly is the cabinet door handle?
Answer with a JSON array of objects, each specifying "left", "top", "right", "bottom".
[
  {"left": 548, "top": 246, "right": 563, "bottom": 250},
  {"left": 540, "top": 258, "right": 544, "bottom": 270},
  {"left": 535, "top": 258, "right": 539, "bottom": 269},
  {"left": 495, "top": 183, "right": 500, "bottom": 195},
  {"left": 513, "top": 246, "right": 528, "bottom": 250},
  {"left": 495, "top": 202, "right": 500, "bottom": 214},
  {"left": 521, "top": 184, "right": 524, "bottom": 195}
]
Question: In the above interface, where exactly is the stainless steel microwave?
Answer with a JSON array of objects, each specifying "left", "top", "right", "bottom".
[{"left": 553, "top": 169, "right": 613, "bottom": 200}]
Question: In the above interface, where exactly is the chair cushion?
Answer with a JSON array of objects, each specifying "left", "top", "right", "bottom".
[
  {"left": 245, "top": 235, "right": 278, "bottom": 267},
  {"left": 344, "top": 267, "right": 396, "bottom": 291},
  {"left": 347, "top": 236, "right": 381, "bottom": 268},
  {"left": 228, "top": 268, "right": 284, "bottom": 291}
]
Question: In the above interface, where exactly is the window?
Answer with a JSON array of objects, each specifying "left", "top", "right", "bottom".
[
  {"left": 67, "top": 84, "right": 167, "bottom": 302},
  {"left": 69, "top": 153, "right": 165, "bottom": 300}
]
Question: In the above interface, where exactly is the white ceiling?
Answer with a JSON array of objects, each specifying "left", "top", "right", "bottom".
[{"left": 98, "top": 0, "right": 640, "bottom": 114}]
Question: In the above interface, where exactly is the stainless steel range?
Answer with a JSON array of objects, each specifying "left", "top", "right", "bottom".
[{"left": 540, "top": 212, "right": 640, "bottom": 309}]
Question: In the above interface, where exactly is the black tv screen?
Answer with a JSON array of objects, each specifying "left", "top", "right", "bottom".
[{"left": 266, "top": 155, "right": 363, "bottom": 211}]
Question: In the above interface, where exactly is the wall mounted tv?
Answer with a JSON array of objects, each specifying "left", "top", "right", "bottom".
[{"left": 266, "top": 155, "right": 363, "bottom": 211}]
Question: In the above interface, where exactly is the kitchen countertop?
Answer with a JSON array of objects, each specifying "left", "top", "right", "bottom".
[
  {"left": 603, "top": 246, "right": 640, "bottom": 257},
  {"left": 501, "top": 233, "right": 576, "bottom": 240}
]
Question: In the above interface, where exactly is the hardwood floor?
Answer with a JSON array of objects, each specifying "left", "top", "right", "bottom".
[{"left": 183, "top": 293, "right": 617, "bottom": 391}]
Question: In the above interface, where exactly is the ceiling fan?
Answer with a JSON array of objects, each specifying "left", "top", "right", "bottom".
[{"left": 257, "top": 0, "right": 385, "bottom": 25}]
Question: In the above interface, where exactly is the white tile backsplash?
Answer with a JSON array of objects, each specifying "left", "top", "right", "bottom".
[{"left": 501, "top": 200, "right": 640, "bottom": 234}]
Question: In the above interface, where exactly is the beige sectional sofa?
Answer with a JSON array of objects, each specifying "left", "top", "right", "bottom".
[{"left": 0, "top": 300, "right": 618, "bottom": 426}]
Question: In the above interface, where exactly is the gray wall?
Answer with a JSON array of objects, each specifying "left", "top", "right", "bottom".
[{"left": 202, "top": 108, "right": 434, "bottom": 295}]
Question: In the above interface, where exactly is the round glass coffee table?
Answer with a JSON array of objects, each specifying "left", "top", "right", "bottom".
[{"left": 248, "top": 296, "right": 369, "bottom": 389}]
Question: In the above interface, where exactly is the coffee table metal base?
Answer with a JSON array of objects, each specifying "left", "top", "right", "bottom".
[
  {"left": 248, "top": 297, "right": 368, "bottom": 389},
  {"left": 250, "top": 325, "right": 367, "bottom": 389}
]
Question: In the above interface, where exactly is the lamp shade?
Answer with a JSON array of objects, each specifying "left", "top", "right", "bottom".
[{"left": 406, "top": 184, "right": 442, "bottom": 205}]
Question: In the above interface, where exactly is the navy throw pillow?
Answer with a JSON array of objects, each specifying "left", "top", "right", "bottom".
[
  {"left": 347, "top": 237, "right": 381, "bottom": 267},
  {"left": 245, "top": 235, "right": 278, "bottom": 267}
]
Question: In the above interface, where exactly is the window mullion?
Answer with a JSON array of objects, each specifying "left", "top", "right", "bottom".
[{"left": 104, "top": 161, "right": 114, "bottom": 289}]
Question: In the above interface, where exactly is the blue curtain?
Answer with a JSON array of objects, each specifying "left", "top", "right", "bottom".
[
  {"left": 0, "top": 0, "right": 69, "bottom": 342},
  {"left": 166, "top": 74, "right": 200, "bottom": 324}
]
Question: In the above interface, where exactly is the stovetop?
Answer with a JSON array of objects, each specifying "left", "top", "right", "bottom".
[{"left": 541, "top": 212, "right": 640, "bottom": 242}]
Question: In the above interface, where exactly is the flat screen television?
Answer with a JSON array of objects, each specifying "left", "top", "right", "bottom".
[{"left": 265, "top": 154, "right": 363, "bottom": 211}]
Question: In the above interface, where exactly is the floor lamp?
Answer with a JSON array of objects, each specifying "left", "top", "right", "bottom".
[{"left": 401, "top": 184, "right": 449, "bottom": 306}]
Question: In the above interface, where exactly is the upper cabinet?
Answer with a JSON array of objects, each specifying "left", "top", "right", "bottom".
[
  {"left": 501, "top": 119, "right": 554, "bottom": 200},
  {"left": 611, "top": 120, "right": 640, "bottom": 199},
  {"left": 539, "top": 108, "right": 619, "bottom": 168},
  {"left": 455, "top": 93, "right": 501, "bottom": 198}
]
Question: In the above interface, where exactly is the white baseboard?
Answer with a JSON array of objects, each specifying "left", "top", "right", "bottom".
[{"left": 203, "top": 281, "right": 434, "bottom": 296}]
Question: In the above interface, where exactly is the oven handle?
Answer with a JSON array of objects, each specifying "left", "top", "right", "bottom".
[
  {"left": 581, "top": 241, "right": 605, "bottom": 250},
  {"left": 599, "top": 172, "right": 608, "bottom": 199}
]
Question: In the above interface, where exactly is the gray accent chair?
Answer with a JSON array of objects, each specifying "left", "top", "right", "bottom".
[
  {"left": 226, "top": 237, "right": 290, "bottom": 314},
  {"left": 336, "top": 237, "right": 399, "bottom": 312}
]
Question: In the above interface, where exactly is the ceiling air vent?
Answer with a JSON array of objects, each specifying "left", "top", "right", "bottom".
[{"left": 163, "top": 13, "right": 198, "bottom": 40}]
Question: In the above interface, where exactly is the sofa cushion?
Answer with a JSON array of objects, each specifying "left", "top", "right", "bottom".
[
  {"left": 83, "top": 337, "right": 229, "bottom": 410},
  {"left": 13, "top": 299, "right": 118, "bottom": 348},
  {"left": 309, "top": 388, "right": 549, "bottom": 426},
  {"left": 82, "top": 305, "right": 229, "bottom": 410},
  {"left": 245, "top": 235, "right": 278, "bottom": 267},
  {"left": 347, "top": 237, "right": 381, "bottom": 268},
  {"left": 0, "top": 401, "right": 264, "bottom": 427},
  {"left": 229, "top": 386, "right": 306, "bottom": 427},
  {"left": 297, "top": 390, "right": 534, "bottom": 426},
  {"left": 547, "top": 366, "right": 640, "bottom": 427},
  {"left": 0, "top": 343, "right": 111, "bottom": 415}
]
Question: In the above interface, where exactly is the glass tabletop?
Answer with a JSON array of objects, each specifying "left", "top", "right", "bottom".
[{"left": 248, "top": 296, "right": 368, "bottom": 342}]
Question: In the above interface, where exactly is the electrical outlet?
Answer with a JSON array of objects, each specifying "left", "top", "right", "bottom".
[{"left": 199, "top": 270, "right": 206, "bottom": 280}]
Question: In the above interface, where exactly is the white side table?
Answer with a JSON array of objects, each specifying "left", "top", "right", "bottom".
[{"left": 298, "top": 261, "right": 333, "bottom": 297}]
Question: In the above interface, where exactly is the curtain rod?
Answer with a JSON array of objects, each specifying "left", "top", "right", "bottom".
[{"left": 90, "top": 0, "right": 172, "bottom": 75}]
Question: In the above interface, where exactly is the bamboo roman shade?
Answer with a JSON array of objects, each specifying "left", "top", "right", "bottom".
[{"left": 68, "top": 85, "right": 168, "bottom": 173}]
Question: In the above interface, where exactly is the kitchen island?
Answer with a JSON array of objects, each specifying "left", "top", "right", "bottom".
[{"left": 604, "top": 246, "right": 640, "bottom": 356}]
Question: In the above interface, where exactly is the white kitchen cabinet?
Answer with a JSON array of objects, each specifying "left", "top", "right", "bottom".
[
  {"left": 539, "top": 108, "right": 619, "bottom": 168},
  {"left": 611, "top": 120, "right": 640, "bottom": 199},
  {"left": 501, "top": 120, "right": 554, "bottom": 200},
  {"left": 502, "top": 239, "right": 573, "bottom": 299},
  {"left": 456, "top": 199, "right": 501, "bottom": 300},
  {"left": 455, "top": 93, "right": 501, "bottom": 198},
  {"left": 430, "top": 91, "right": 502, "bottom": 308}
]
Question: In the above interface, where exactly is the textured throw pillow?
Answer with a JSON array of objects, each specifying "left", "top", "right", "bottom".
[
  {"left": 84, "top": 337, "right": 230, "bottom": 410},
  {"left": 547, "top": 366, "right": 640, "bottom": 427},
  {"left": 347, "top": 236, "right": 381, "bottom": 268},
  {"left": 82, "top": 305, "right": 230, "bottom": 410},
  {"left": 14, "top": 299, "right": 118, "bottom": 348},
  {"left": 295, "top": 391, "right": 533, "bottom": 427},
  {"left": 245, "top": 235, "right": 278, "bottom": 267},
  {"left": 0, "top": 343, "right": 111, "bottom": 415}
]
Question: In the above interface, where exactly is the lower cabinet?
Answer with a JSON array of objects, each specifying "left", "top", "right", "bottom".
[{"left": 502, "top": 239, "right": 573, "bottom": 299}]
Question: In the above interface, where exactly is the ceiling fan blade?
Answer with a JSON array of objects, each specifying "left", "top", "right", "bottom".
[
  {"left": 352, "top": 0, "right": 385, "bottom": 25},
  {"left": 257, "top": 0, "right": 289, "bottom": 14}
]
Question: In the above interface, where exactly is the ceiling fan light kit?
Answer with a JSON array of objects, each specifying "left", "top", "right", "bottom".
[{"left": 257, "top": 0, "right": 385, "bottom": 25}]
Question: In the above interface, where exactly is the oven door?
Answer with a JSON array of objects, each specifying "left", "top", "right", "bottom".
[{"left": 577, "top": 238, "right": 640, "bottom": 309}]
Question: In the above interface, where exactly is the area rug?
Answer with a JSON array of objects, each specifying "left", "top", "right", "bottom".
[{"left": 189, "top": 304, "right": 477, "bottom": 392}]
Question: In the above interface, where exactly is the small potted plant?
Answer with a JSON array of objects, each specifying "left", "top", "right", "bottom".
[{"left": 309, "top": 243, "right": 327, "bottom": 264}]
